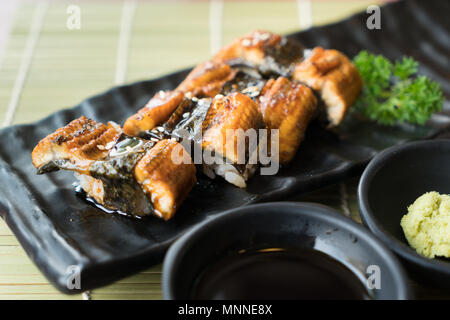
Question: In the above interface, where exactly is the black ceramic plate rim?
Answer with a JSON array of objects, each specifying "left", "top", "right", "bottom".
[
  {"left": 358, "top": 139, "right": 450, "bottom": 275},
  {"left": 162, "top": 201, "right": 412, "bottom": 300}
]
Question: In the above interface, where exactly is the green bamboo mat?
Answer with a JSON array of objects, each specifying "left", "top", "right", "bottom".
[{"left": 0, "top": 0, "right": 385, "bottom": 300}]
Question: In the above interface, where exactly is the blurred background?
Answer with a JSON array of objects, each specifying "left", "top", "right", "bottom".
[
  {"left": 0, "top": 0, "right": 386, "bottom": 126},
  {"left": 0, "top": 0, "right": 388, "bottom": 299}
]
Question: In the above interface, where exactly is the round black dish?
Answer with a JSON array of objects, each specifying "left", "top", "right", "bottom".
[
  {"left": 358, "top": 139, "right": 450, "bottom": 288},
  {"left": 163, "top": 202, "right": 411, "bottom": 299}
]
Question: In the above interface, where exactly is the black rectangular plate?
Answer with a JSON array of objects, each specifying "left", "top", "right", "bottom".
[{"left": 0, "top": 0, "right": 449, "bottom": 293}]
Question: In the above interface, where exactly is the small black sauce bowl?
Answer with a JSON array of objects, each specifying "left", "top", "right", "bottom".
[
  {"left": 162, "top": 202, "right": 410, "bottom": 299},
  {"left": 358, "top": 139, "right": 450, "bottom": 288}
]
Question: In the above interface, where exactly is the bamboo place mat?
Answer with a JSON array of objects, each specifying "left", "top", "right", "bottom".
[{"left": 3, "top": 0, "right": 446, "bottom": 300}]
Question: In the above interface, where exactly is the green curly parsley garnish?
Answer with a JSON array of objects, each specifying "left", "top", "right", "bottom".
[{"left": 353, "top": 50, "right": 444, "bottom": 126}]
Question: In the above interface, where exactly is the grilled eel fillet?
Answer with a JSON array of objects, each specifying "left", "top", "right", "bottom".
[
  {"left": 32, "top": 116, "right": 123, "bottom": 173},
  {"left": 177, "top": 61, "right": 238, "bottom": 97},
  {"left": 212, "top": 30, "right": 304, "bottom": 76},
  {"left": 123, "top": 90, "right": 185, "bottom": 137},
  {"left": 202, "top": 92, "right": 263, "bottom": 161},
  {"left": 293, "top": 47, "right": 362, "bottom": 126},
  {"left": 200, "top": 92, "right": 263, "bottom": 188},
  {"left": 31, "top": 116, "right": 196, "bottom": 220},
  {"left": 157, "top": 92, "right": 264, "bottom": 188},
  {"left": 123, "top": 62, "right": 237, "bottom": 136},
  {"left": 134, "top": 139, "right": 196, "bottom": 220},
  {"left": 259, "top": 77, "right": 317, "bottom": 164}
]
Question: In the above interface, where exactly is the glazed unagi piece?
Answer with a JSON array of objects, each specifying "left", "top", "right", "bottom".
[
  {"left": 123, "top": 90, "right": 184, "bottom": 136},
  {"left": 31, "top": 116, "right": 196, "bottom": 220},
  {"left": 293, "top": 47, "right": 362, "bottom": 126},
  {"left": 123, "top": 62, "right": 237, "bottom": 137},
  {"left": 31, "top": 116, "right": 122, "bottom": 174},
  {"left": 176, "top": 61, "right": 238, "bottom": 98},
  {"left": 259, "top": 77, "right": 317, "bottom": 164},
  {"left": 201, "top": 92, "right": 264, "bottom": 188},
  {"left": 134, "top": 139, "right": 197, "bottom": 220},
  {"left": 156, "top": 92, "right": 263, "bottom": 188},
  {"left": 212, "top": 30, "right": 304, "bottom": 77}
]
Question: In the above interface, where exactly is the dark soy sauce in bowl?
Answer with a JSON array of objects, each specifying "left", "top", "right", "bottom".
[{"left": 191, "top": 248, "right": 371, "bottom": 300}]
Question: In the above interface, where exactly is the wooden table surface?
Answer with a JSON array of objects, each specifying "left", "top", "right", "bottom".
[{"left": 1, "top": 0, "right": 447, "bottom": 300}]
